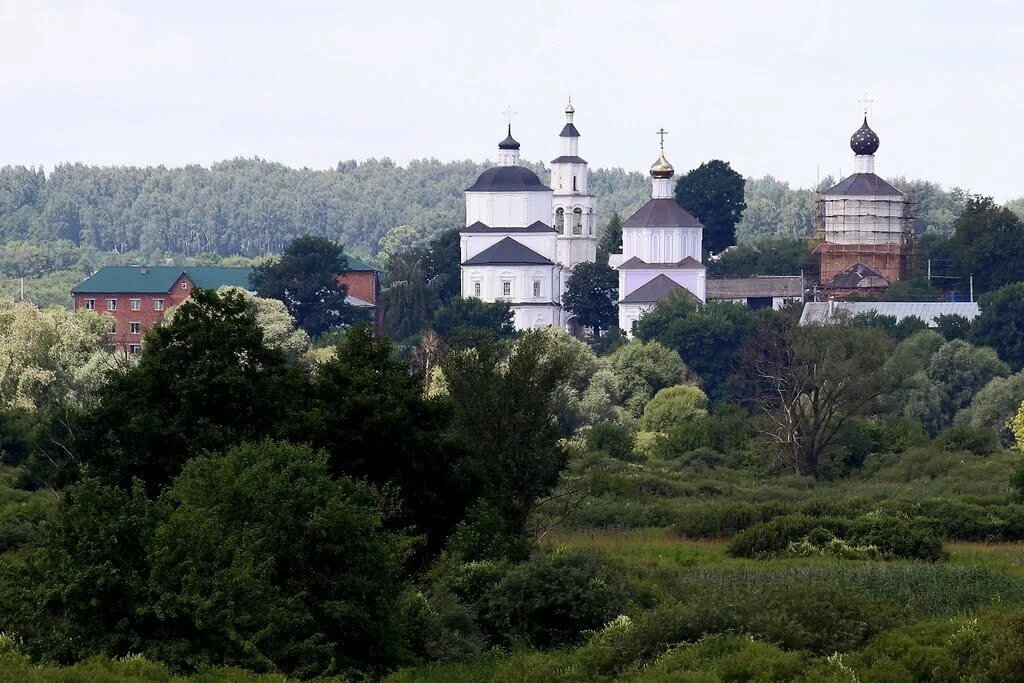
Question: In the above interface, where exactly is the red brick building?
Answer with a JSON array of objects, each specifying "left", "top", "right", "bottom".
[
  {"left": 72, "top": 266, "right": 254, "bottom": 352},
  {"left": 72, "top": 259, "right": 382, "bottom": 352}
]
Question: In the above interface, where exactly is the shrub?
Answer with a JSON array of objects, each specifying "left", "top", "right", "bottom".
[
  {"left": 937, "top": 422, "right": 1000, "bottom": 455},
  {"left": 639, "top": 385, "right": 708, "bottom": 432},
  {"left": 878, "top": 418, "right": 930, "bottom": 453},
  {"left": 445, "top": 499, "right": 527, "bottom": 562},
  {"left": 726, "top": 514, "right": 945, "bottom": 561},
  {"left": 650, "top": 422, "right": 710, "bottom": 459},
  {"left": 585, "top": 422, "right": 636, "bottom": 461},
  {"left": 484, "top": 550, "right": 633, "bottom": 649}
]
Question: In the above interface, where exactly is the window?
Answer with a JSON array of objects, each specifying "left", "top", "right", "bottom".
[
  {"left": 129, "top": 322, "right": 141, "bottom": 335},
  {"left": 108, "top": 322, "right": 116, "bottom": 334},
  {"left": 532, "top": 280, "right": 541, "bottom": 298},
  {"left": 572, "top": 208, "right": 583, "bottom": 235},
  {"left": 130, "top": 298, "right": 141, "bottom": 311},
  {"left": 84, "top": 298, "right": 96, "bottom": 310},
  {"left": 154, "top": 299, "right": 164, "bottom": 311},
  {"left": 128, "top": 344, "right": 141, "bottom": 355},
  {"left": 572, "top": 176, "right": 578, "bottom": 192},
  {"left": 180, "top": 281, "right": 188, "bottom": 290},
  {"left": 501, "top": 280, "right": 512, "bottom": 297},
  {"left": 555, "top": 207, "right": 564, "bottom": 231},
  {"left": 473, "top": 282, "right": 481, "bottom": 297},
  {"left": 106, "top": 298, "right": 117, "bottom": 311}
]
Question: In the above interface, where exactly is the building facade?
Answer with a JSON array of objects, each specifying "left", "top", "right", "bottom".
[
  {"left": 816, "top": 116, "right": 913, "bottom": 292},
  {"left": 460, "top": 103, "right": 597, "bottom": 330},
  {"left": 609, "top": 134, "right": 706, "bottom": 334}
]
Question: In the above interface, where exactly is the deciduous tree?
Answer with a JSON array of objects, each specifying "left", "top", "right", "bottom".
[
  {"left": 562, "top": 262, "right": 618, "bottom": 334},
  {"left": 674, "top": 160, "right": 746, "bottom": 254}
]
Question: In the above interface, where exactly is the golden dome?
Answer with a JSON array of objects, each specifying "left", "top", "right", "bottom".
[{"left": 650, "top": 150, "right": 674, "bottom": 179}]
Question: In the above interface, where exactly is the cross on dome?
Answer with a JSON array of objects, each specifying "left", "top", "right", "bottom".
[{"left": 650, "top": 128, "right": 674, "bottom": 179}]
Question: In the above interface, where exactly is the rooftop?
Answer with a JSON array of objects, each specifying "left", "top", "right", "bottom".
[
  {"left": 822, "top": 173, "right": 904, "bottom": 198},
  {"left": 800, "top": 301, "right": 981, "bottom": 327},
  {"left": 707, "top": 276, "right": 804, "bottom": 300},
  {"left": 461, "top": 237, "right": 553, "bottom": 266},
  {"left": 72, "top": 266, "right": 253, "bottom": 294},
  {"left": 619, "top": 274, "right": 701, "bottom": 304},
  {"left": 623, "top": 198, "right": 703, "bottom": 229}
]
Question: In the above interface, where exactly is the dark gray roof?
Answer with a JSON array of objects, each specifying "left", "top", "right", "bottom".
[
  {"left": 850, "top": 117, "right": 880, "bottom": 155},
  {"left": 550, "top": 155, "right": 587, "bottom": 164},
  {"left": 618, "top": 256, "right": 704, "bottom": 270},
  {"left": 821, "top": 173, "right": 903, "bottom": 197},
  {"left": 623, "top": 198, "right": 703, "bottom": 228},
  {"left": 707, "top": 276, "right": 804, "bottom": 299},
  {"left": 466, "top": 166, "right": 552, "bottom": 193},
  {"left": 822, "top": 263, "right": 890, "bottom": 289},
  {"left": 800, "top": 301, "right": 980, "bottom": 327},
  {"left": 619, "top": 274, "right": 700, "bottom": 304},
  {"left": 462, "top": 237, "right": 553, "bottom": 266},
  {"left": 559, "top": 123, "right": 580, "bottom": 138},
  {"left": 498, "top": 124, "right": 520, "bottom": 150},
  {"left": 460, "top": 220, "right": 557, "bottom": 233}
]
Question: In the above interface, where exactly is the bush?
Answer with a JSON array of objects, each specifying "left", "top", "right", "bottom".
[
  {"left": 585, "top": 422, "right": 636, "bottom": 461},
  {"left": 937, "top": 422, "right": 1000, "bottom": 455},
  {"left": 639, "top": 384, "right": 708, "bottom": 432},
  {"left": 484, "top": 550, "right": 633, "bottom": 649},
  {"left": 445, "top": 499, "right": 527, "bottom": 562},
  {"left": 650, "top": 422, "right": 710, "bottom": 459},
  {"left": 878, "top": 417, "right": 930, "bottom": 453},
  {"left": 726, "top": 513, "right": 945, "bottom": 561}
]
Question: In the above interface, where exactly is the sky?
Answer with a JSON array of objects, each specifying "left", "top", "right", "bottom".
[{"left": 1, "top": 0, "right": 1022, "bottom": 199}]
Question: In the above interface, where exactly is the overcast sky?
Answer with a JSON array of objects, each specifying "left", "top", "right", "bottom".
[{"left": 1, "top": 1, "right": 1022, "bottom": 199}]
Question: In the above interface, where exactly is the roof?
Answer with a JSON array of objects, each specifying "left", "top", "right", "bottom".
[
  {"left": 73, "top": 266, "right": 253, "bottom": 294},
  {"left": 498, "top": 124, "right": 520, "bottom": 150},
  {"left": 343, "top": 254, "right": 381, "bottom": 272},
  {"left": 559, "top": 123, "right": 580, "bottom": 138},
  {"left": 850, "top": 116, "right": 880, "bottom": 155},
  {"left": 623, "top": 198, "right": 703, "bottom": 228},
  {"left": 800, "top": 301, "right": 981, "bottom": 327},
  {"left": 550, "top": 155, "right": 587, "bottom": 164},
  {"left": 461, "top": 220, "right": 557, "bottom": 234},
  {"left": 619, "top": 274, "right": 701, "bottom": 304},
  {"left": 707, "top": 276, "right": 804, "bottom": 299},
  {"left": 822, "top": 173, "right": 903, "bottom": 197},
  {"left": 822, "top": 263, "right": 889, "bottom": 289},
  {"left": 617, "top": 256, "right": 704, "bottom": 270},
  {"left": 461, "top": 237, "right": 553, "bottom": 266},
  {"left": 466, "top": 166, "right": 552, "bottom": 193}
]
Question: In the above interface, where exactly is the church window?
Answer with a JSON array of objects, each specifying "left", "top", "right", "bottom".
[
  {"left": 473, "top": 281, "right": 481, "bottom": 297},
  {"left": 572, "top": 208, "right": 583, "bottom": 235},
  {"left": 665, "top": 234, "right": 673, "bottom": 260},
  {"left": 572, "top": 176, "right": 577, "bottom": 192},
  {"left": 652, "top": 235, "right": 659, "bottom": 262},
  {"left": 533, "top": 280, "right": 541, "bottom": 297},
  {"left": 501, "top": 280, "right": 511, "bottom": 297},
  {"left": 555, "top": 208, "right": 564, "bottom": 231}
]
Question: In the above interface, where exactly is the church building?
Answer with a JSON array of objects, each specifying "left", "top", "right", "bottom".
[
  {"left": 815, "top": 115, "right": 913, "bottom": 296},
  {"left": 609, "top": 132, "right": 706, "bottom": 334},
  {"left": 460, "top": 103, "right": 597, "bottom": 330}
]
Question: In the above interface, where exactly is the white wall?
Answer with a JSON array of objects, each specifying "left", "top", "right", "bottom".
[
  {"left": 466, "top": 191, "right": 552, "bottom": 228},
  {"left": 461, "top": 232, "right": 557, "bottom": 263}
]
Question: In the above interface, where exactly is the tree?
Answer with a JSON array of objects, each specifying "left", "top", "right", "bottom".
[
  {"left": 420, "top": 228, "right": 461, "bottom": 303},
  {"left": 972, "top": 282, "right": 1024, "bottom": 370},
  {"left": 0, "top": 301, "right": 117, "bottom": 412},
  {"left": 956, "top": 371, "right": 1024, "bottom": 446},
  {"left": 738, "top": 317, "right": 913, "bottom": 476},
  {"left": 705, "top": 238, "right": 811, "bottom": 278},
  {"left": 441, "top": 331, "right": 571, "bottom": 539},
  {"left": 147, "top": 441, "right": 408, "bottom": 676},
  {"left": 250, "top": 236, "right": 354, "bottom": 337},
  {"left": 72, "top": 288, "right": 301, "bottom": 492},
  {"left": 950, "top": 196, "right": 1024, "bottom": 293},
  {"left": 674, "top": 160, "right": 746, "bottom": 254},
  {"left": 607, "top": 340, "right": 687, "bottom": 416},
  {"left": 640, "top": 384, "right": 708, "bottom": 432},
  {"left": 934, "top": 313, "right": 972, "bottom": 341},
  {"left": 598, "top": 211, "right": 623, "bottom": 261},
  {"left": 430, "top": 297, "right": 515, "bottom": 346},
  {"left": 634, "top": 293, "right": 758, "bottom": 401},
  {"left": 881, "top": 278, "right": 941, "bottom": 302},
  {"left": 562, "top": 262, "right": 618, "bottom": 334}
]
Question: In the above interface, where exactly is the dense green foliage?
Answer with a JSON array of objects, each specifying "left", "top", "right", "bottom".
[
  {"left": 562, "top": 261, "right": 618, "bottom": 334},
  {"left": 673, "top": 160, "right": 746, "bottom": 254}
]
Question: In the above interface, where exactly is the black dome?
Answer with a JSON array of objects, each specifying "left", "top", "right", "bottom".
[
  {"left": 465, "top": 166, "right": 552, "bottom": 192},
  {"left": 850, "top": 116, "right": 880, "bottom": 155},
  {"left": 498, "top": 124, "right": 520, "bottom": 150}
]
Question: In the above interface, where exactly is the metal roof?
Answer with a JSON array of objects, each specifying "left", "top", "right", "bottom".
[
  {"left": 461, "top": 237, "right": 553, "bottom": 266},
  {"left": 618, "top": 256, "right": 704, "bottom": 270},
  {"left": 465, "top": 166, "right": 552, "bottom": 193},
  {"left": 623, "top": 198, "right": 703, "bottom": 228},
  {"left": 460, "top": 220, "right": 557, "bottom": 234},
  {"left": 550, "top": 155, "right": 587, "bottom": 164},
  {"left": 559, "top": 123, "right": 580, "bottom": 138},
  {"left": 620, "top": 274, "right": 701, "bottom": 304},
  {"left": 821, "top": 173, "right": 904, "bottom": 197},
  {"left": 799, "top": 301, "right": 981, "bottom": 327},
  {"left": 72, "top": 266, "right": 253, "bottom": 294},
  {"left": 707, "top": 276, "right": 804, "bottom": 299}
]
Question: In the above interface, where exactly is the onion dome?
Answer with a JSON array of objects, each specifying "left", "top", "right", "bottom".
[
  {"left": 498, "top": 124, "right": 520, "bottom": 150},
  {"left": 850, "top": 116, "right": 880, "bottom": 155},
  {"left": 650, "top": 149, "right": 674, "bottom": 179}
]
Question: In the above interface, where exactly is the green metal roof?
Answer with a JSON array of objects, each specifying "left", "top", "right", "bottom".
[
  {"left": 342, "top": 254, "right": 381, "bottom": 272},
  {"left": 72, "top": 266, "right": 254, "bottom": 294}
]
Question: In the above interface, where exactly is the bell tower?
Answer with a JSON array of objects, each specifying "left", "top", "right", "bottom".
[{"left": 551, "top": 99, "right": 597, "bottom": 270}]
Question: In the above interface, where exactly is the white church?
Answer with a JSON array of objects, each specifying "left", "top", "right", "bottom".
[{"left": 460, "top": 104, "right": 706, "bottom": 333}]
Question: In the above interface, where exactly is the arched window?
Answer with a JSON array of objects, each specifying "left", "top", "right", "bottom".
[
  {"left": 665, "top": 234, "right": 673, "bottom": 261},
  {"left": 572, "top": 176, "right": 578, "bottom": 192},
  {"left": 555, "top": 207, "right": 565, "bottom": 231},
  {"left": 572, "top": 208, "right": 583, "bottom": 235},
  {"left": 651, "top": 234, "right": 659, "bottom": 262}
]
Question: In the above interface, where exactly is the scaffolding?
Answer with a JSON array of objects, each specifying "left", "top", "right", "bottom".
[{"left": 813, "top": 194, "right": 916, "bottom": 285}]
